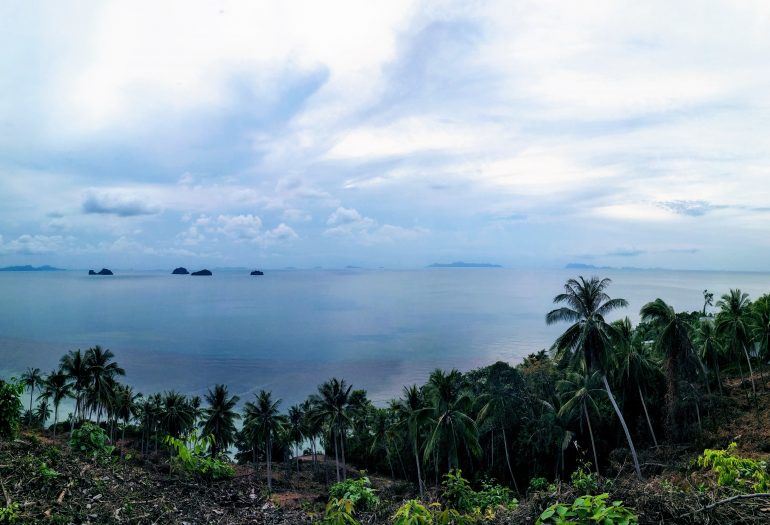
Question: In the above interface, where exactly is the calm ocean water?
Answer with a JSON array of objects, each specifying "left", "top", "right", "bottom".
[{"left": 1, "top": 268, "right": 769, "bottom": 406}]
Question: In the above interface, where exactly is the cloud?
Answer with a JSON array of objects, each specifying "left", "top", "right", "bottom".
[
  {"left": 0, "top": 234, "right": 71, "bottom": 255},
  {"left": 656, "top": 200, "right": 726, "bottom": 217},
  {"left": 606, "top": 248, "right": 645, "bottom": 257},
  {"left": 82, "top": 189, "right": 160, "bottom": 217},
  {"left": 324, "top": 207, "right": 426, "bottom": 243}
]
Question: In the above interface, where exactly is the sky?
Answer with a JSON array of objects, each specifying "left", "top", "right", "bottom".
[{"left": 2, "top": 1, "right": 770, "bottom": 270}]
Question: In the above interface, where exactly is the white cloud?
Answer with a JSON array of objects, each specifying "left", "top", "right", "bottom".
[
  {"left": 0, "top": 234, "right": 72, "bottom": 255},
  {"left": 324, "top": 207, "right": 426, "bottom": 243},
  {"left": 82, "top": 189, "right": 161, "bottom": 217}
]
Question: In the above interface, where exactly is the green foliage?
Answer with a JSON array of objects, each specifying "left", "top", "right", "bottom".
[
  {"left": 0, "top": 379, "right": 24, "bottom": 440},
  {"left": 329, "top": 476, "right": 379, "bottom": 511},
  {"left": 441, "top": 470, "right": 517, "bottom": 514},
  {"left": 322, "top": 498, "right": 360, "bottom": 525},
  {"left": 392, "top": 500, "right": 433, "bottom": 525},
  {"left": 69, "top": 422, "right": 115, "bottom": 458},
  {"left": 164, "top": 433, "right": 235, "bottom": 481},
  {"left": 38, "top": 461, "right": 60, "bottom": 480},
  {"left": 528, "top": 477, "right": 553, "bottom": 493},
  {"left": 570, "top": 462, "right": 600, "bottom": 494},
  {"left": 0, "top": 503, "right": 20, "bottom": 524},
  {"left": 697, "top": 442, "right": 770, "bottom": 491},
  {"left": 536, "top": 494, "right": 638, "bottom": 525}
]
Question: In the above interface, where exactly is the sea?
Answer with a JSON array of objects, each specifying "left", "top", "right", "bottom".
[{"left": 1, "top": 268, "right": 769, "bottom": 407}]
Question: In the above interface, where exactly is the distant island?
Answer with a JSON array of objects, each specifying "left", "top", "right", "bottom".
[
  {"left": 172, "top": 267, "right": 190, "bottom": 275},
  {"left": 250, "top": 270, "right": 264, "bottom": 276},
  {"left": 88, "top": 268, "right": 114, "bottom": 275},
  {"left": 565, "top": 263, "right": 667, "bottom": 271},
  {"left": 0, "top": 265, "right": 64, "bottom": 272},
  {"left": 427, "top": 261, "right": 502, "bottom": 268},
  {"left": 191, "top": 269, "right": 212, "bottom": 276}
]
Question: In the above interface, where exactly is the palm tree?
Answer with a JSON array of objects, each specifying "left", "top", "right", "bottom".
[
  {"left": 476, "top": 365, "right": 523, "bottom": 492},
  {"left": 243, "top": 390, "right": 284, "bottom": 491},
  {"left": 200, "top": 384, "right": 240, "bottom": 457},
  {"left": 546, "top": 276, "right": 642, "bottom": 480},
  {"left": 114, "top": 384, "right": 140, "bottom": 448},
  {"left": 35, "top": 398, "right": 51, "bottom": 429},
  {"left": 42, "top": 369, "right": 72, "bottom": 438},
  {"left": 20, "top": 367, "right": 42, "bottom": 426},
  {"left": 286, "top": 405, "right": 305, "bottom": 474},
  {"left": 716, "top": 289, "right": 756, "bottom": 396},
  {"left": 613, "top": 317, "right": 662, "bottom": 446},
  {"left": 85, "top": 345, "right": 125, "bottom": 422},
  {"left": 60, "top": 349, "right": 89, "bottom": 426},
  {"left": 640, "top": 298, "right": 703, "bottom": 440},
  {"left": 694, "top": 318, "right": 725, "bottom": 395},
  {"left": 751, "top": 294, "right": 770, "bottom": 384},
  {"left": 557, "top": 369, "right": 603, "bottom": 475},
  {"left": 424, "top": 369, "right": 480, "bottom": 472},
  {"left": 703, "top": 290, "right": 714, "bottom": 316},
  {"left": 312, "top": 378, "right": 353, "bottom": 482},
  {"left": 159, "top": 391, "right": 195, "bottom": 440},
  {"left": 394, "top": 385, "right": 431, "bottom": 496},
  {"left": 301, "top": 399, "right": 322, "bottom": 474}
]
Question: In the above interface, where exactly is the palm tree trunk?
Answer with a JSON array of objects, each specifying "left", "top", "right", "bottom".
[
  {"left": 742, "top": 344, "right": 757, "bottom": 397},
  {"left": 694, "top": 402, "right": 702, "bottom": 433},
  {"left": 340, "top": 430, "right": 347, "bottom": 481},
  {"left": 266, "top": 434, "right": 273, "bottom": 492},
  {"left": 638, "top": 385, "right": 658, "bottom": 447},
  {"left": 53, "top": 406, "right": 59, "bottom": 438},
  {"left": 334, "top": 430, "right": 341, "bottom": 482},
  {"left": 713, "top": 354, "right": 723, "bottom": 395},
  {"left": 414, "top": 437, "right": 424, "bottom": 498},
  {"left": 602, "top": 374, "right": 642, "bottom": 480},
  {"left": 582, "top": 402, "right": 599, "bottom": 476},
  {"left": 28, "top": 389, "right": 34, "bottom": 426},
  {"left": 501, "top": 427, "right": 520, "bottom": 493}
]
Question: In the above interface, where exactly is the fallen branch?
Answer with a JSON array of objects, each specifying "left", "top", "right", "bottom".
[
  {"left": 0, "top": 475, "right": 10, "bottom": 506},
  {"left": 679, "top": 492, "right": 770, "bottom": 518}
]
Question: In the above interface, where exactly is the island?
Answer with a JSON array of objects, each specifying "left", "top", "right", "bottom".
[
  {"left": 0, "top": 265, "right": 64, "bottom": 272},
  {"left": 250, "top": 270, "right": 264, "bottom": 276},
  {"left": 88, "top": 268, "right": 113, "bottom": 275},
  {"left": 191, "top": 269, "right": 212, "bottom": 276},
  {"left": 172, "top": 267, "right": 190, "bottom": 275},
  {"left": 427, "top": 261, "right": 502, "bottom": 268}
]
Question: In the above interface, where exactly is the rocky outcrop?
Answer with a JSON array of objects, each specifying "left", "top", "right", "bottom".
[
  {"left": 191, "top": 269, "right": 212, "bottom": 276},
  {"left": 250, "top": 270, "right": 264, "bottom": 276},
  {"left": 89, "top": 268, "right": 113, "bottom": 275},
  {"left": 172, "top": 267, "right": 190, "bottom": 275}
]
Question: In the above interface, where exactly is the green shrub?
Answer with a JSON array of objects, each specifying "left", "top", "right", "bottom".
[
  {"left": 38, "top": 461, "right": 60, "bottom": 481},
  {"left": 441, "top": 470, "right": 517, "bottom": 514},
  {"left": 528, "top": 477, "right": 552, "bottom": 493},
  {"left": 164, "top": 433, "right": 234, "bottom": 481},
  {"left": 70, "top": 422, "right": 115, "bottom": 458},
  {"left": 570, "top": 462, "right": 600, "bottom": 494},
  {"left": 392, "top": 500, "right": 433, "bottom": 525},
  {"left": 0, "top": 379, "right": 24, "bottom": 440},
  {"left": 329, "top": 476, "right": 379, "bottom": 511},
  {"left": 536, "top": 494, "right": 637, "bottom": 525},
  {"left": 697, "top": 442, "right": 770, "bottom": 491},
  {"left": 322, "top": 498, "right": 360, "bottom": 525},
  {"left": 0, "top": 502, "right": 20, "bottom": 524}
]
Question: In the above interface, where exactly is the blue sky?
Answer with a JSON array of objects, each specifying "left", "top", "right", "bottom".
[{"left": 2, "top": 1, "right": 770, "bottom": 270}]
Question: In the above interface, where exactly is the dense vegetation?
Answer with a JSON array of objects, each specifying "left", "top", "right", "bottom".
[{"left": 4, "top": 276, "right": 770, "bottom": 523}]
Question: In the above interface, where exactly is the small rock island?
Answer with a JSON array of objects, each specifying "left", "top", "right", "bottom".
[
  {"left": 191, "top": 269, "right": 212, "bottom": 276},
  {"left": 89, "top": 268, "right": 114, "bottom": 275},
  {"left": 250, "top": 270, "right": 264, "bottom": 276},
  {"left": 172, "top": 267, "right": 190, "bottom": 275}
]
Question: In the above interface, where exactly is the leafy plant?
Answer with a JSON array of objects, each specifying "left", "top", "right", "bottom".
[
  {"left": 392, "top": 500, "right": 433, "bottom": 525},
  {"left": 528, "top": 477, "right": 552, "bottom": 493},
  {"left": 38, "top": 461, "right": 60, "bottom": 480},
  {"left": 0, "top": 502, "right": 20, "bottom": 524},
  {"left": 570, "top": 462, "right": 600, "bottom": 494},
  {"left": 164, "top": 433, "right": 234, "bottom": 481},
  {"left": 69, "top": 422, "right": 115, "bottom": 458},
  {"left": 441, "top": 470, "right": 517, "bottom": 514},
  {"left": 322, "top": 498, "right": 360, "bottom": 525},
  {"left": 697, "top": 442, "right": 770, "bottom": 491},
  {"left": 329, "top": 476, "right": 379, "bottom": 511},
  {"left": 536, "top": 494, "right": 637, "bottom": 525},
  {"left": 0, "top": 379, "right": 24, "bottom": 440}
]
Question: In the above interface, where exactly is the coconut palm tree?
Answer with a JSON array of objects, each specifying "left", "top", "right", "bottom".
[
  {"left": 243, "top": 390, "right": 284, "bottom": 492},
  {"left": 703, "top": 290, "right": 714, "bottom": 316},
  {"left": 694, "top": 318, "right": 725, "bottom": 395},
  {"left": 301, "top": 399, "right": 322, "bottom": 474},
  {"left": 60, "top": 349, "right": 89, "bottom": 426},
  {"left": 85, "top": 345, "right": 125, "bottom": 423},
  {"left": 20, "top": 367, "right": 42, "bottom": 426},
  {"left": 159, "top": 391, "right": 195, "bottom": 440},
  {"left": 42, "top": 369, "right": 72, "bottom": 438},
  {"left": 394, "top": 385, "right": 431, "bottom": 497},
  {"left": 613, "top": 317, "right": 662, "bottom": 446},
  {"left": 286, "top": 404, "right": 305, "bottom": 474},
  {"left": 200, "top": 384, "right": 240, "bottom": 457},
  {"left": 557, "top": 369, "right": 604, "bottom": 475},
  {"left": 424, "top": 369, "right": 480, "bottom": 472},
  {"left": 546, "top": 276, "right": 642, "bottom": 480},
  {"left": 476, "top": 365, "right": 524, "bottom": 492},
  {"left": 35, "top": 398, "right": 51, "bottom": 429},
  {"left": 311, "top": 378, "right": 353, "bottom": 482},
  {"left": 640, "top": 298, "right": 703, "bottom": 440},
  {"left": 114, "top": 384, "right": 140, "bottom": 448},
  {"left": 716, "top": 289, "right": 756, "bottom": 396},
  {"left": 751, "top": 294, "right": 770, "bottom": 383}
]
